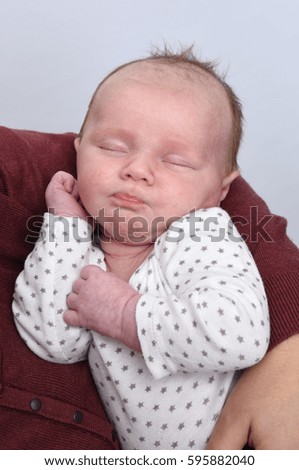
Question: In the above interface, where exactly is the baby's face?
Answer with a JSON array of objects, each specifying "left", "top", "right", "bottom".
[{"left": 76, "top": 63, "right": 238, "bottom": 243}]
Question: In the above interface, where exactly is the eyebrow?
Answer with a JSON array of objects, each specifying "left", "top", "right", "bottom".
[{"left": 91, "top": 127, "right": 134, "bottom": 140}]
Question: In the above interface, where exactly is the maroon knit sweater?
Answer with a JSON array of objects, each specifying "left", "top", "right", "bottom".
[{"left": 0, "top": 127, "right": 298, "bottom": 449}]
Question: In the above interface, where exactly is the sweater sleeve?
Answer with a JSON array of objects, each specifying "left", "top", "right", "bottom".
[
  {"left": 136, "top": 208, "right": 270, "bottom": 380},
  {"left": 12, "top": 213, "right": 94, "bottom": 363},
  {"left": 222, "top": 176, "right": 299, "bottom": 349}
]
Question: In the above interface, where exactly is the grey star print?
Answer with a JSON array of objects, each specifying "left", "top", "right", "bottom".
[{"left": 13, "top": 208, "right": 269, "bottom": 449}]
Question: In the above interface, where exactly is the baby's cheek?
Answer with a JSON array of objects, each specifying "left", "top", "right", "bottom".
[{"left": 77, "top": 177, "right": 95, "bottom": 209}]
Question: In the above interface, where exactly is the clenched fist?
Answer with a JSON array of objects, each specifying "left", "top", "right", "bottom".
[
  {"left": 45, "top": 171, "right": 90, "bottom": 221},
  {"left": 64, "top": 265, "right": 141, "bottom": 351}
]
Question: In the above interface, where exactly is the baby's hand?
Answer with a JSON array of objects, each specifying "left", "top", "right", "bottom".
[
  {"left": 64, "top": 265, "right": 141, "bottom": 351},
  {"left": 45, "top": 171, "right": 89, "bottom": 221}
]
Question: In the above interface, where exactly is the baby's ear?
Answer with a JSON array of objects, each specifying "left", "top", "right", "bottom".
[
  {"left": 220, "top": 169, "right": 240, "bottom": 202},
  {"left": 74, "top": 137, "right": 81, "bottom": 151}
]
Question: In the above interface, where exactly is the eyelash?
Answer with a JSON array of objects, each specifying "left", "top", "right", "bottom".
[
  {"left": 163, "top": 157, "right": 191, "bottom": 168},
  {"left": 99, "top": 145, "right": 127, "bottom": 153}
]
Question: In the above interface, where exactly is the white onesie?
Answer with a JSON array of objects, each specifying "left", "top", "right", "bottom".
[{"left": 13, "top": 207, "right": 269, "bottom": 449}]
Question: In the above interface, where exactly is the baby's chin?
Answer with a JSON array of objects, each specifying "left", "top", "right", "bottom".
[{"left": 97, "top": 221, "right": 167, "bottom": 246}]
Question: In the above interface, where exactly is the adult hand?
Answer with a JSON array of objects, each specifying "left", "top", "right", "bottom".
[
  {"left": 45, "top": 171, "right": 90, "bottom": 221},
  {"left": 65, "top": 265, "right": 141, "bottom": 351},
  {"left": 207, "top": 334, "right": 299, "bottom": 450}
]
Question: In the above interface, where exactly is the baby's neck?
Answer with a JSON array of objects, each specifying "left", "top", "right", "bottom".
[{"left": 100, "top": 237, "right": 154, "bottom": 281}]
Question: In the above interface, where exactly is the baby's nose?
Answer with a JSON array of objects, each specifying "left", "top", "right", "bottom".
[{"left": 121, "top": 154, "right": 155, "bottom": 185}]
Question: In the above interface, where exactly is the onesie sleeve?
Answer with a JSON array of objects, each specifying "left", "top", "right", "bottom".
[
  {"left": 12, "top": 213, "right": 95, "bottom": 363},
  {"left": 136, "top": 208, "right": 270, "bottom": 380}
]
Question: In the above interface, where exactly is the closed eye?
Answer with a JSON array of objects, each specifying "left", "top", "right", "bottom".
[
  {"left": 163, "top": 154, "right": 194, "bottom": 168},
  {"left": 98, "top": 143, "right": 128, "bottom": 154},
  {"left": 99, "top": 146, "right": 124, "bottom": 152}
]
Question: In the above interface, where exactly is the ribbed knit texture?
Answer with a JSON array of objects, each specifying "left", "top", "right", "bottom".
[{"left": 264, "top": 272, "right": 299, "bottom": 348}]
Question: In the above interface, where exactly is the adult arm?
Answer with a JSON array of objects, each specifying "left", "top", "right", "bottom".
[
  {"left": 207, "top": 334, "right": 299, "bottom": 449},
  {"left": 209, "top": 177, "right": 299, "bottom": 449}
]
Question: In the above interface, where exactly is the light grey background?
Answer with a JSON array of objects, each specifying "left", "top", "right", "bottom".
[{"left": 1, "top": 0, "right": 298, "bottom": 245}]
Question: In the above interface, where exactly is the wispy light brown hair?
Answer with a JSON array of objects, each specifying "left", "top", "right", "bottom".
[{"left": 79, "top": 45, "right": 243, "bottom": 172}]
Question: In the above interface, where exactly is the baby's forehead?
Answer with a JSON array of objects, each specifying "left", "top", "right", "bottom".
[
  {"left": 101, "top": 60, "right": 220, "bottom": 95},
  {"left": 94, "top": 60, "right": 231, "bottom": 124},
  {"left": 93, "top": 63, "right": 229, "bottom": 134}
]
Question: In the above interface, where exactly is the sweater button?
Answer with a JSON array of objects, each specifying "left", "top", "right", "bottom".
[
  {"left": 30, "top": 398, "right": 42, "bottom": 412},
  {"left": 73, "top": 410, "right": 84, "bottom": 424}
]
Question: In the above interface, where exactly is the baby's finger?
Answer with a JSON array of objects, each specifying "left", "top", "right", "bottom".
[
  {"left": 51, "top": 171, "right": 74, "bottom": 192},
  {"left": 80, "top": 264, "right": 103, "bottom": 280},
  {"left": 72, "top": 278, "right": 85, "bottom": 294},
  {"left": 63, "top": 309, "right": 82, "bottom": 327},
  {"left": 62, "top": 174, "right": 76, "bottom": 194},
  {"left": 66, "top": 292, "right": 78, "bottom": 310},
  {"left": 69, "top": 178, "right": 80, "bottom": 199}
]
